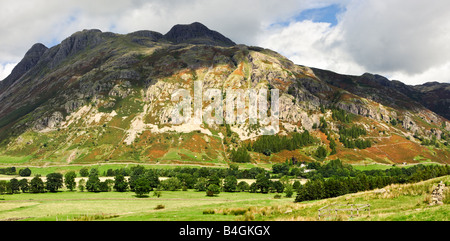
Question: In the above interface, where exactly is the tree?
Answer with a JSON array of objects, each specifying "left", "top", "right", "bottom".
[
  {"left": 230, "top": 146, "right": 251, "bottom": 163},
  {"left": 0, "top": 180, "right": 7, "bottom": 194},
  {"left": 99, "top": 180, "right": 113, "bottom": 192},
  {"left": 315, "top": 146, "right": 328, "bottom": 159},
  {"left": 128, "top": 165, "right": 147, "bottom": 191},
  {"left": 159, "top": 177, "right": 182, "bottom": 191},
  {"left": 207, "top": 174, "right": 222, "bottom": 188},
  {"left": 176, "top": 173, "right": 196, "bottom": 189},
  {"left": 78, "top": 179, "right": 86, "bottom": 192},
  {"left": 272, "top": 163, "right": 290, "bottom": 176},
  {"left": 237, "top": 181, "right": 250, "bottom": 192},
  {"left": 86, "top": 169, "right": 101, "bottom": 192},
  {"left": 293, "top": 180, "right": 301, "bottom": 191},
  {"left": 79, "top": 167, "right": 89, "bottom": 177},
  {"left": 194, "top": 177, "right": 209, "bottom": 191},
  {"left": 295, "top": 179, "right": 325, "bottom": 202},
  {"left": 223, "top": 176, "right": 237, "bottom": 192},
  {"left": 8, "top": 178, "right": 20, "bottom": 194},
  {"left": 46, "top": 173, "right": 63, "bottom": 192},
  {"left": 19, "top": 178, "right": 29, "bottom": 193},
  {"left": 271, "top": 180, "right": 284, "bottom": 193},
  {"left": 255, "top": 173, "right": 271, "bottom": 193},
  {"left": 114, "top": 174, "right": 128, "bottom": 192},
  {"left": 64, "top": 171, "right": 77, "bottom": 191},
  {"left": 284, "top": 183, "right": 294, "bottom": 198},
  {"left": 134, "top": 177, "right": 151, "bottom": 197},
  {"left": 206, "top": 184, "right": 220, "bottom": 196},
  {"left": 144, "top": 170, "right": 160, "bottom": 189},
  {"left": 249, "top": 182, "right": 258, "bottom": 193},
  {"left": 30, "top": 175, "right": 45, "bottom": 193},
  {"left": 19, "top": 167, "right": 32, "bottom": 177}
]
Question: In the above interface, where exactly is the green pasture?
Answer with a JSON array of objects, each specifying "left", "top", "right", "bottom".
[{"left": 0, "top": 175, "right": 448, "bottom": 221}]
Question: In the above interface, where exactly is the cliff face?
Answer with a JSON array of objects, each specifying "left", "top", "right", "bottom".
[{"left": 0, "top": 22, "right": 448, "bottom": 165}]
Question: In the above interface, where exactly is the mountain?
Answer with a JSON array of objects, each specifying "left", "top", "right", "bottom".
[
  {"left": 311, "top": 68, "right": 450, "bottom": 120},
  {"left": 0, "top": 43, "right": 48, "bottom": 90},
  {"left": 0, "top": 22, "right": 449, "bottom": 166}
]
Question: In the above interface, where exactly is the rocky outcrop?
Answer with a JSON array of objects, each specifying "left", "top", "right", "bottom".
[
  {"left": 164, "top": 22, "right": 236, "bottom": 47},
  {"left": 412, "top": 82, "right": 450, "bottom": 120},
  {"left": 33, "top": 111, "right": 64, "bottom": 131},
  {"left": 430, "top": 181, "right": 446, "bottom": 206},
  {"left": 0, "top": 43, "right": 48, "bottom": 92},
  {"left": 46, "top": 29, "right": 105, "bottom": 69}
]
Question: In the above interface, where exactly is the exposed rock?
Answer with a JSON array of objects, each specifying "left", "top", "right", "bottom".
[
  {"left": 0, "top": 43, "right": 48, "bottom": 91},
  {"left": 164, "top": 22, "right": 236, "bottom": 47},
  {"left": 48, "top": 29, "right": 105, "bottom": 69},
  {"left": 430, "top": 181, "right": 446, "bottom": 206},
  {"left": 33, "top": 111, "right": 64, "bottom": 131}
]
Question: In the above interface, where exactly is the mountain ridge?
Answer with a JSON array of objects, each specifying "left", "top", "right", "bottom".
[{"left": 0, "top": 22, "right": 448, "bottom": 166}]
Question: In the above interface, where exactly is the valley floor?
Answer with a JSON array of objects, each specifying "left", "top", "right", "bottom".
[{"left": 0, "top": 175, "right": 448, "bottom": 221}]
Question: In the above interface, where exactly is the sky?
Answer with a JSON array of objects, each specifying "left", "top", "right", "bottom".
[{"left": 1, "top": 0, "right": 449, "bottom": 85}]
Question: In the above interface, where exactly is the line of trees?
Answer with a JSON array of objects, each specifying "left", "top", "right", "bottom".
[
  {"left": 230, "top": 146, "right": 251, "bottom": 163},
  {"left": 0, "top": 165, "right": 294, "bottom": 197},
  {"left": 250, "top": 130, "right": 316, "bottom": 156},
  {"left": 0, "top": 167, "right": 32, "bottom": 176},
  {"left": 295, "top": 161, "right": 450, "bottom": 202},
  {"left": 339, "top": 125, "right": 371, "bottom": 149},
  {"left": 332, "top": 108, "right": 352, "bottom": 123},
  {"left": 3, "top": 161, "right": 448, "bottom": 202}
]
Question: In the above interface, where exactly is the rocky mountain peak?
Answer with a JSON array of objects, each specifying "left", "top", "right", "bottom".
[
  {"left": 164, "top": 22, "right": 236, "bottom": 47},
  {"left": 0, "top": 43, "right": 48, "bottom": 91},
  {"left": 46, "top": 29, "right": 106, "bottom": 69}
]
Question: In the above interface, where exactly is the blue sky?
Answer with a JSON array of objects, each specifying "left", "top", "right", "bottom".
[
  {"left": 0, "top": 0, "right": 449, "bottom": 85},
  {"left": 294, "top": 4, "right": 344, "bottom": 27}
]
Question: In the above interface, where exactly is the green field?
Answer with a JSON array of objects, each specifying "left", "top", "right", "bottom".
[{"left": 1, "top": 175, "right": 448, "bottom": 221}]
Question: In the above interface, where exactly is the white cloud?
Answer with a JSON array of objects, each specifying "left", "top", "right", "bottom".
[
  {"left": 0, "top": 63, "right": 17, "bottom": 81},
  {"left": 0, "top": 0, "right": 449, "bottom": 85},
  {"left": 258, "top": 0, "right": 450, "bottom": 85},
  {"left": 388, "top": 62, "right": 450, "bottom": 85},
  {"left": 258, "top": 20, "right": 365, "bottom": 76},
  {"left": 339, "top": 0, "right": 450, "bottom": 76}
]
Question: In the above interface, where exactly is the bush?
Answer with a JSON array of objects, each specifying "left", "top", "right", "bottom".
[
  {"left": 203, "top": 209, "right": 215, "bottom": 214},
  {"left": 154, "top": 204, "right": 165, "bottom": 210}
]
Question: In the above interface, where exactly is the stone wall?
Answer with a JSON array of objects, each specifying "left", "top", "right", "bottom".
[{"left": 430, "top": 181, "right": 446, "bottom": 206}]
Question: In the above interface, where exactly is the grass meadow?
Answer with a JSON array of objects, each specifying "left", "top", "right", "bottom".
[{"left": 1, "top": 175, "right": 448, "bottom": 221}]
